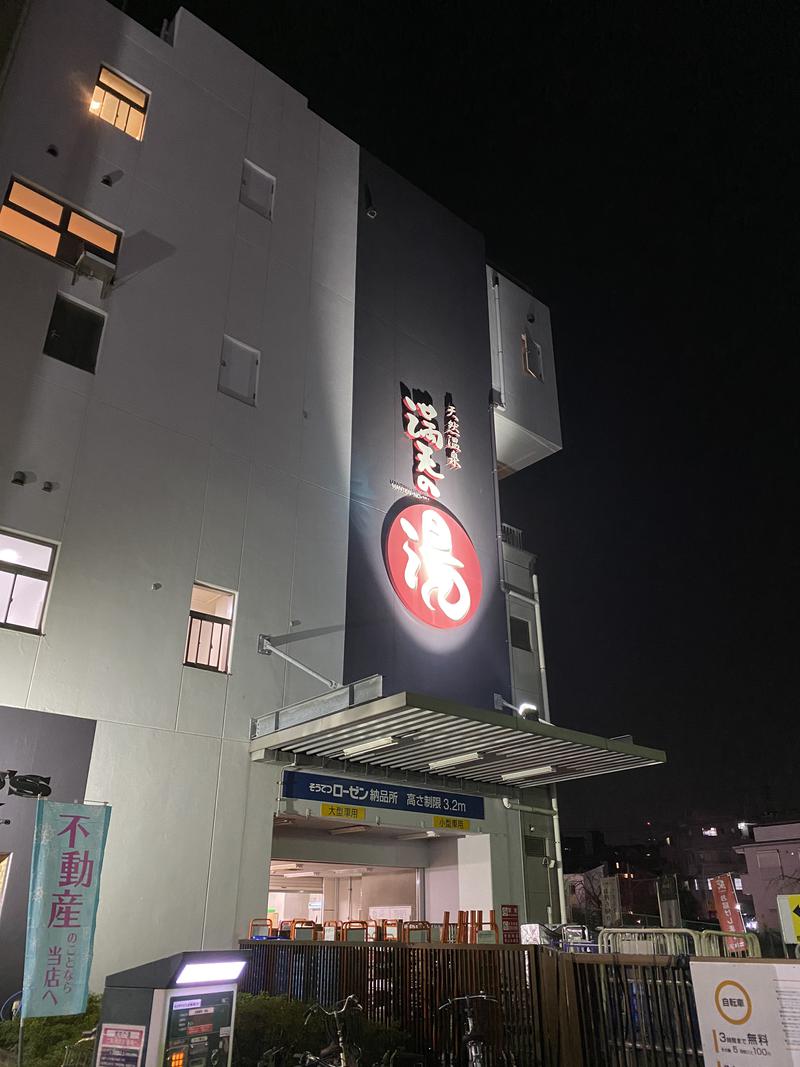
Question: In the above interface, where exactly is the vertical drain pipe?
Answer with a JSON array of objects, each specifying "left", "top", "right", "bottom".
[
  {"left": 529, "top": 560, "right": 567, "bottom": 924},
  {"left": 491, "top": 272, "right": 507, "bottom": 411}
]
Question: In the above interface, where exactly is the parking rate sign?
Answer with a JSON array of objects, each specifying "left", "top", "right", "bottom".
[{"left": 22, "top": 801, "right": 111, "bottom": 1018}]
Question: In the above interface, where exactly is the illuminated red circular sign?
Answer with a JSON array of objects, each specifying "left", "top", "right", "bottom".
[{"left": 383, "top": 503, "right": 482, "bottom": 628}]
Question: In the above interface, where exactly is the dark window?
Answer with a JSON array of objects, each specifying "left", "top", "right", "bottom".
[
  {"left": 524, "top": 836, "right": 546, "bottom": 858},
  {"left": 510, "top": 615, "right": 533, "bottom": 652},
  {"left": 43, "top": 295, "right": 104, "bottom": 373}
]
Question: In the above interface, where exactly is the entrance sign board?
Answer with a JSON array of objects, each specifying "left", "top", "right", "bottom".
[
  {"left": 282, "top": 770, "right": 485, "bottom": 821},
  {"left": 778, "top": 895, "right": 800, "bottom": 945},
  {"left": 22, "top": 801, "right": 111, "bottom": 1017},
  {"left": 691, "top": 960, "right": 800, "bottom": 1065}
]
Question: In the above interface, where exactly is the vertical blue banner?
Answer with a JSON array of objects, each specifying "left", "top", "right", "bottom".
[{"left": 22, "top": 801, "right": 111, "bottom": 1018}]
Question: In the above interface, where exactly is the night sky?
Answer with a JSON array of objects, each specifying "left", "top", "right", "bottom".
[{"left": 124, "top": 1, "right": 798, "bottom": 834}]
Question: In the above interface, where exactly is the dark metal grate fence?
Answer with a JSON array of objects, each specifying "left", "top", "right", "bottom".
[{"left": 239, "top": 940, "right": 710, "bottom": 1066}]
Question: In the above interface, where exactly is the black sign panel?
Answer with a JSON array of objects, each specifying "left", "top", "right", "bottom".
[
  {"left": 0, "top": 705, "right": 95, "bottom": 1008},
  {"left": 345, "top": 152, "right": 511, "bottom": 709}
]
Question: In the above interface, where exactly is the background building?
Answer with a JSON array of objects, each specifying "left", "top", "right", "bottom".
[{"left": 0, "top": 0, "right": 664, "bottom": 1003}]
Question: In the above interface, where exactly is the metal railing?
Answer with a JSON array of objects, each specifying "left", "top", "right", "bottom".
[
  {"left": 184, "top": 610, "right": 231, "bottom": 673},
  {"left": 500, "top": 524, "right": 527, "bottom": 551},
  {"left": 598, "top": 928, "right": 702, "bottom": 956},
  {"left": 599, "top": 926, "right": 762, "bottom": 958}
]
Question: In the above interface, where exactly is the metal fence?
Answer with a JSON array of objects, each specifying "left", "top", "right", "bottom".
[
  {"left": 239, "top": 939, "right": 716, "bottom": 1066},
  {"left": 240, "top": 939, "right": 563, "bottom": 1065}
]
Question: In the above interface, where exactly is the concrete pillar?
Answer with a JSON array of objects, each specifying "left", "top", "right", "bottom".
[
  {"left": 322, "top": 877, "right": 339, "bottom": 924},
  {"left": 233, "top": 760, "right": 282, "bottom": 940}
]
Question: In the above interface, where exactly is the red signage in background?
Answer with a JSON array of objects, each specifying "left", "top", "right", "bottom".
[
  {"left": 710, "top": 873, "right": 747, "bottom": 952},
  {"left": 383, "top": 503, "right": 482, "bottom": 629},
  {"left": 501, "top": 904, "right": 521, "bottom": 944}
]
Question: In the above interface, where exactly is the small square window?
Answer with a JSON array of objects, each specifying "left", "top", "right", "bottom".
[
  {"left": 0, "top": 529, "right": 57, "bottom": 634},
  {"left": 184, "top": 583, "right": 235, "bottom": 673},
  {"left": 240, "top": 160, "right": 276, "bottom": 221},
  {"left": 522, "top": 328, "right": 544, "bottom": 381},
  {"left": 218, "top": 335, "right": 260, "bottom": 406},
  {"left": 89, "top": 67, "right": 149, "bottom": 141},
  {"left": 510, "top": 615, "right": 533, "bottom": 652},
  {"left": 43, "top": 294, "right": 105, "bottom": 374}
]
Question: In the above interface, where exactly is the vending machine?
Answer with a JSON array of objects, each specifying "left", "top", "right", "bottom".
[{"left": 96, "top": 950, "right": 249, "bottom": 1067}]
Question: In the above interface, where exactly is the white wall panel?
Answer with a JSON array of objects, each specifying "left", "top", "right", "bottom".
[
  {"left": 252, "top": 260, "right": 310, "bottom": 479},
  {"left": 285, "top": 483, "right": 349, "bottom": 704},
  {"left": 269, "top": 156, "right": 316, "bottom": 281},
  {"left": 0, "top": 630, "right": 39, "bottom": 707},
  {"left": 28, "top": 402, "right": 205, "bottom": 727},
  {"left": 246, "top": 65, "right": 284, "bottom": 176},
  {"left": 225, "top": 236, "right": 270, "bottom": 350},
  {"left": 234, "top": 760, "right": 282, "bottom": 939},
  {"left": 95, "top": 184, "right": 232, "bottom": 441},
  {"left": 171, "top": 8, "right": 254, "bottom": 117},
  {"left": 0, "top": 368, "right": 88, "bottom": 541},
  {"left": 312, "top": 160, "right": 358, "bottom": 303},
  {"left": 196, "top": 446, "right": 250, "bottom": 592},
  {"left": 86, "top": 722, "right": 221, "bottom": 987},
  {"left": 300, "top": 284, "right": 355, "bottom": 497},
  {"left": 223, "top": 463, "right": 298, "bottom": 739},
  {"left": 202, "top": 739, "right": 251, "bottom": 947},
  {"left": 176, "top": 665, "right": 228, "bottom": 737}
]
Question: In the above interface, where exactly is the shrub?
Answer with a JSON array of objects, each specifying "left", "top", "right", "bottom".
[
  {"left": 234, "top": 994, "right": 409, "bottom": 1066},
  {"left": 0, "top": 995, "right": 101, "bottom": 1067}
]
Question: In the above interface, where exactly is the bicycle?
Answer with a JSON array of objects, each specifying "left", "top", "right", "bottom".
[
  {"left": 438, "top": 993, "right": 515, "bottom": 1067},
  {"left": 295, "top": 993, "right": 363, "bottom": 1067}
]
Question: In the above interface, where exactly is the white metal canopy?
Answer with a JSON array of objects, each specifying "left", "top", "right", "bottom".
[{"left": 249, "top": 690, "right": 665, "bottom": 789}]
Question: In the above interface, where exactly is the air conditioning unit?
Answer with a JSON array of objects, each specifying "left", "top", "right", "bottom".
[{"left": 72, "top": 249, "right": 116, "bottom": 298}]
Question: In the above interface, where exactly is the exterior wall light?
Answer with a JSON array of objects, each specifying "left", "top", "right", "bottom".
[
  {"left": 175, "top": 959, "right": 247, "bottom": 984},
  {"left": 500, "top": 765, "right": 555, "bottom": 782},
  {"left": 428, "top": 752, "right": 484, "bottom": 771},
  {"left": 341, "top": 736, "right": 399, "bottom": 758}
]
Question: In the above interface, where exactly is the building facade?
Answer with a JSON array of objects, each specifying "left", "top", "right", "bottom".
[
  {"left": 0, "top": 0, "right": 665, "bottom": 1002},
  {"left": 736, "top": 822, "right": 800, "bottom": 934}
]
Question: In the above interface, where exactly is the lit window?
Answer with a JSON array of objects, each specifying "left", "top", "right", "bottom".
[
  {"left": 734, "top": 877, "right": 743, "bottom": 891},
  {"left": 0, "top": 178, "right": 120, "bottom": 267},
  {"left": 0, "top": 529, "right": 57, "bottom": 634},
  {"left": 89, "top": 67, "right": 148, "bottom": 141},
  {"left": 510, "top": 615, "right": 533, "bottom": 652},
  {"left": 184, "top": 583, "right": 235, "bottom": 673},
  {"left": 701, "top": 827, "right": 718, "bottom": 837}
]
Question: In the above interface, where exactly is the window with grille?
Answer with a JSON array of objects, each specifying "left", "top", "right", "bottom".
[
  {"left": 0, "top": 178, "right": 120, "bottom": 267},
  {"left": 89, "top": 67, "right": 148, "bottom": 140},
  {"left": 184, "top": 583, "right": 235, "bottom": 673},
  {"left": 0, "top": 529, "right": 57, "bottom": 634}
]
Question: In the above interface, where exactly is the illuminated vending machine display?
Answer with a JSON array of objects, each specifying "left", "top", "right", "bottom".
[{"left": 96, "top": 951, "right": 249, "bottom": 1067}]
